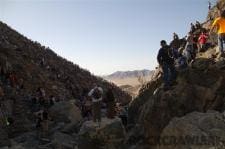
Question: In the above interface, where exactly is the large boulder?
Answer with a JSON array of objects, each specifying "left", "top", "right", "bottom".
[
  {"left": 78, "top": 118, "right": 126, "bottom": 149},
  {"left": 0, "top": 127, "right": 10, "bottom": 147},
  {"left": 128, "top": 57, "right": 225, "bottom": 147},
  {"left": 52, "top": 132, "right": 77, "bottom": 149},
  {"left": 49, "top": 100, "right": 82, "bottom": 124},
  {"left": 158, "top": 111, "right": 225, "bottom": 149}
]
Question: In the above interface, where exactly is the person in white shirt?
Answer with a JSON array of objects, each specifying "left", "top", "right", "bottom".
[{"left": 88, "top": 84, "right": 103, "bottom": 125}]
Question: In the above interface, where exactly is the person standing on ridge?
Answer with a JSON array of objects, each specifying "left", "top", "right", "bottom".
[
  {"left": 210, "top": 10, "right": 225, "bottom": 56},
  {"left": 157, "top": 40, "right": 176, "bottom": 90},
  {"left": 198, "top": 31, "right": 208, "bottom": 52},
  {"left": 170, "top": 33, "right": 180, "bottom": 59},
  {"left": 88, "top": 84, "right": 103, "bottom": 127},
  {"left": 208, "top": 1, "right": 212, "bottom": 10},
  {"left": 105, "top": 87, "right": 116, "bottom": 119}
]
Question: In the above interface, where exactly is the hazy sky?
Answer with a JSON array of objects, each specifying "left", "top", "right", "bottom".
[{"left": 0, "top": 0, "right": 217, "bottom": 75}]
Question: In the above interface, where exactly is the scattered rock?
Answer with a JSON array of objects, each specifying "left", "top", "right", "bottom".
[
  {"left": 49, "top": 100, "right": 82, "bottom": 124},
  {"left": 159, "top": 111, "right": 225, "bottom": 149},
  {"left": 52, "top": 132, "right": 77, "bottom": 149},
  {"left": 78, "top": 118, "right": 126, "bottom": 149}
]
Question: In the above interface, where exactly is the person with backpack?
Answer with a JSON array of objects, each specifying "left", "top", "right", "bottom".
[
  {"left": 210, "top": 10, "right": 225, "bottom": 56},
  {"left": 157, "top": 40, "right": 176, "bottom": 90},
  {"left": 88, "top": 84, "right": 103, "bottom": 126},
  {"left": 183, "top": 32, "right": 195, "bottom": 63},
  {"left": 35, "top": 108, "right": 49, "bottom": 139},
  {"left": 170, "top": 33, "right": 180, "bottom": 59},
  {"left": 105, "top": 87, "right": 116, "bottom": 119}
]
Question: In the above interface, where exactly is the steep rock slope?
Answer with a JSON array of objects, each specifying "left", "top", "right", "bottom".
[
  {"left": 127, "top": 1, "right": 225, "bottom": 148},
  {"left": 0, "top": 21, "right": 131, "bottom": 147}
]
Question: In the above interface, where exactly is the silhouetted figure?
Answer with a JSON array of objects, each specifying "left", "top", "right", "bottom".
[
  {"left": 157, "top": 40, "right": 176, "bottom": 90},
  {"left": 208, "top": 1, "right": 212, "bottom": 10},
  {"left": 105, "top": 87, "right": 116, "bottom": 119},
  {"left": 88, "top": 84, "right": 103, "bottom": 126}
]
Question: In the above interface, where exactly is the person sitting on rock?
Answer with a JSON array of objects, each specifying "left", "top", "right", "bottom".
[
  {"left": 88, "top": 84, "right": 103, "bottom": 126},
  {"left": 210, "top": 10, "right": 225, "bottom": 57},
  {"left": 157, "top": 40, "right": 176, "bottom": 90},
  {"left": 105, "top": 87, "right": 116, "bottom": 119}
]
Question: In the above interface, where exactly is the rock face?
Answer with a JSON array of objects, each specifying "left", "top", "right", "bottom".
[
  {"left": 49, "top": 100, "right": 82, "bottom": 124},
  {"left": 52, "top": 132, "right": 77, "bottom": 149},
  {"left": 127, "top": 1, "right": 225, "bottom": 147},
  {"left": 159, "top": 111, "right": 225, "bottom": 149},
  {"left": 78, "top": 118, "right": 126, "bottom": 149},
  {"left": 0, "top": 19, "right": 131, "bottom": 146},
  {"left": 128, "top": 57, "right": 225, "bottom": 146}
]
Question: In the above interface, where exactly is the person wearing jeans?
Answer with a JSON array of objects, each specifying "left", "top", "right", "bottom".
[
  {"left": 210, "top": 10, "right": 225, "bottom": 55},
  {"left": 218, "top": 34, "right": 225, "bottom": 53},
  {"left": 157, "top": 40, "right": 176, "bottom": 90},
  {"left": 162, "top": 63, "right": 176, "bottom": 88}
]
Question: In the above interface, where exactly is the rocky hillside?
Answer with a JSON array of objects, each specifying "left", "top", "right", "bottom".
[
  {"left": 127, "top": 1, "right": 225, "bottom": 148},
  {"left": 0, "top": 21, "right": 131, "bottom": 104},
  {"left": 0, "top": 20, "right": 131, "bottom": 148}
]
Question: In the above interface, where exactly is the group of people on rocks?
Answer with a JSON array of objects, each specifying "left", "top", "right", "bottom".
[
  {"left": 76, "top": 84, "right": 128, "bottom": 127},
  {"left": 31, "top": 87, "right": 58, "bottom": 139},
  {"left": 157, "top": 8, "right": 225, "bottom": 91},
  {"left": 0, "top": 63, "right": 25, "bottom": 128}
]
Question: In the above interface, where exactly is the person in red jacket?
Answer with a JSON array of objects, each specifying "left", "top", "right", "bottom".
[{"left": 198, "top": 32, "right": 208, "bottom": 52}]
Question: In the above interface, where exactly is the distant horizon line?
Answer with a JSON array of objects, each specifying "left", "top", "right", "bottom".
[{"left": 99, "top": 69, "right": 154, "bottom": 76}]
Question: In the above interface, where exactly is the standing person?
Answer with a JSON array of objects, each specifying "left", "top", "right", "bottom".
[
  {"left": 190, "top": 23, "right": 196, "bottom": 33},
  {"left": 157, "top": 40, "right": 176, "bottom": 90},
  {"left": 35, "top": 113, "right": 42, "bottom": 139},
  {"left": 195, "top": 21, "right": 201, "bottom": 30},
  {"left": 184, "top": 32, "right": 195, "bottom": 63},
  {"left": 210, "top": 10, "right": 225, "bottom": 56},
  {"left": 170, "top": 33, "right": 180, "bottom": 59},
  {"left": 41, "top": 108, "right": 49, "bottom": 138},
  {"left": 198, "top": 32, "right": 208, "bottom": 52},
  {"left": 35, "top": 108, "right": 49, "bottom": 139},
  {"left": 208, "top": 1, "right": 212, "bottom": 10},
  {"left": 105, "top": 87, "right": 116, "bottom": 119},
  {"left": 88, "top": 84, "right": 103, "bottom": 126}
]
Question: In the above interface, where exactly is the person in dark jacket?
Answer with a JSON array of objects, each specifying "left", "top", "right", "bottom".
[
  {"left": 105, "top": 87, "right": 116, "bottom": 119},
  {"left": 157, "top": 40, "right": 176, "bottom": 90}
]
